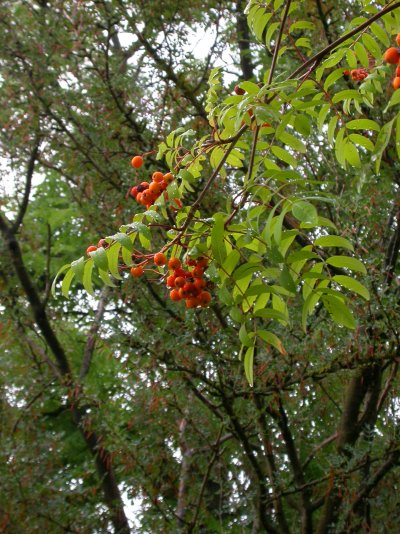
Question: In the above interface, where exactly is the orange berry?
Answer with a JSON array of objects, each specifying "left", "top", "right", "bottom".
[
  {"left": 199, "top": 291, "right": 211, "bottom": 307},
  {"left": 191, "top": 266, "right": 204, "bottom": 278},
  {"left": 166, "top": 275, "right": 176, "bottom": 288},
  {"left": 396, "top": 66, "right": 400, "bottom": 76},
  {"left": 384, "top": 47, "right": 400, "bottom": 64},
  {"left": 130, "top": 186, "right": 138, "bottom": 198},
  {"left": 186, "top": 257, "right": 196, "bottom": 267},
  {"left": 393, "top": 77, "right": 400, "bottom": 90},
  {"left": 194, "top": 278, "right": 206, "bottom": 290},
  {"left": 130, "top": 265, "right": 144, "bottom": 277},
  {"left": 396, "top": 33, "right": 400, "bottom": 47},
  {"left": 136, "top": 192, "right": 143, "bottom": 204},
  {"left": 140, "top": 181, "right": 150, "bottom": 189},
  {"left": 154, "top": 252, "right": 167, "bottom": 266},
  {"left": 168, "top": 257, "right": 181, "bottom": 270},
  {"left": 142, "top": 189, "right": 155, "bottom": 203},
  {"left": 86, "top": 245, "right": 97, "bottom": 255},
  {"left": 185, "top": 297, "right": 199, "bottom": 309},
  {"left": 174, "top": 276, "right": 186, "bottom": 288},
  {"left": 149, "top": 182, "right": 162, "bottom": 195},
  {"left": 179, "top": 284, "right": 192, "bottom": 299},
  {"left": 131, "top": 155, "right": 144, "bottom": 168},
  {"left": 152, "top": 171, "right": 164, "bottom": 182},
  {"left": 163, "top": 173, "right": 174, "bottom": 184},
  {"left": 169, "top": 289, "right": 182, "bottom": 301},
  {"left": 196, "top": 257, "right": 208, "bottom": 268}
]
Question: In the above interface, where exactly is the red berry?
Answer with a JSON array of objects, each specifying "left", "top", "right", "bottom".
[
  {"left": 86, "top": 245, "right": 97, "bottom": 255},
  {"left": 185, "top": 297, "right": 199, "bottom": 309},
  {"left": 196, "top": 257, "right": 208, "bottom": 268},
  {"left": 130, "top": 186, "right": 138, "bottom": 198},
  {"left": 97, "top": 239, "right": 107, "bottom": 248},
  {"left": 170, "top": 289, "right": 182, "bottom": 301},
  {"left": 194, "top": 278, "right": 206, "bottom": 290},
  {"left": 154, "top": 252, "right": 167, "bottom": 266},
  {"left": 174, "top": 276, "right": 186, "bottom": 288},
  {"left": 166, "top": 275, "right": 176, "bottom": 288},
  {"left": 186, "top": 257, "right": 196, "bottom": 267},
  {"left": 168, "top": 257, "right": 181, "bottom": 270},
  {"left": 198, "top": 291, "right": 211, "bottom": 307},
  {"left": 234, "top": 84, "right": 245, "bottom": 95},
  {"left": 130, "top": 265, "right": 144, "bottom": 277},
  {"left": 131, "top": 155, "right": 144, "bottom": 168},
  {"left": 393, "top": 77, "right": 400, "bottom": 90},
  {"left": 191, "top": 266, "right": 204, "bottom": 278}
]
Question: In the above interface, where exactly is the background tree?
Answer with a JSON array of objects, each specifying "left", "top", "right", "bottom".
[{"left": 1, "top": 1, "right": 400, "bottom": 533}]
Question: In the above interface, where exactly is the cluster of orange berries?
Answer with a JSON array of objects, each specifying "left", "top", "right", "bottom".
[
  {"left": 129, "top": 155, "right": 178, "bottom": 210},
  {"left": 344, "top": 68, "right": 369, "bottom": 81},
  {"left": 131, "top": 253, "right": 212, "bottom": 309},
  {"left": 383, "top": 35, "right": 400, "bottom": 90}
]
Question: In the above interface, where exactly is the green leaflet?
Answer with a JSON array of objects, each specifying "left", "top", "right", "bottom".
[
  {"left": 61, "top": 268, "right": 75, "bottom": 298},
  {"left": 322, "top": 294, "right": 356, "bottom": 329},
  {"left": 326, "top": 255, "right": 367, "bottom": 274},
  {"left": 314, "top": 235, "right": 354, "bottom": 251},
  {"left": 211, "top": 214, "right": 227, "bottom": 266},
  {"left": 257, "top": 330, "right": 286, "bottom": 355},
  {"left": 83, "top": 259, "right": 94, "bottom": 296},
  {"left": 292, "top": 201, "right": 318, "bottom": 225},
  {"left": 51, "top": 263, "right": 71, "bottom": 297},
  {"left": 98, "top": 268, "right": 117, "bottom": 288},
  {"left": 70, "top": 256, "right": 85, "bottom": 282},
  {"left": 333, "top": 275, "right": 370, "bottom": 300},
  {"left": 107, "top": 243, "right": 123, "bottom": 280},
  {"left": 90, "top": 247, "right": 108, "bottom": 272},
  {"left": 244, "top": 345, "right": 255, "bottom": 387}
]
